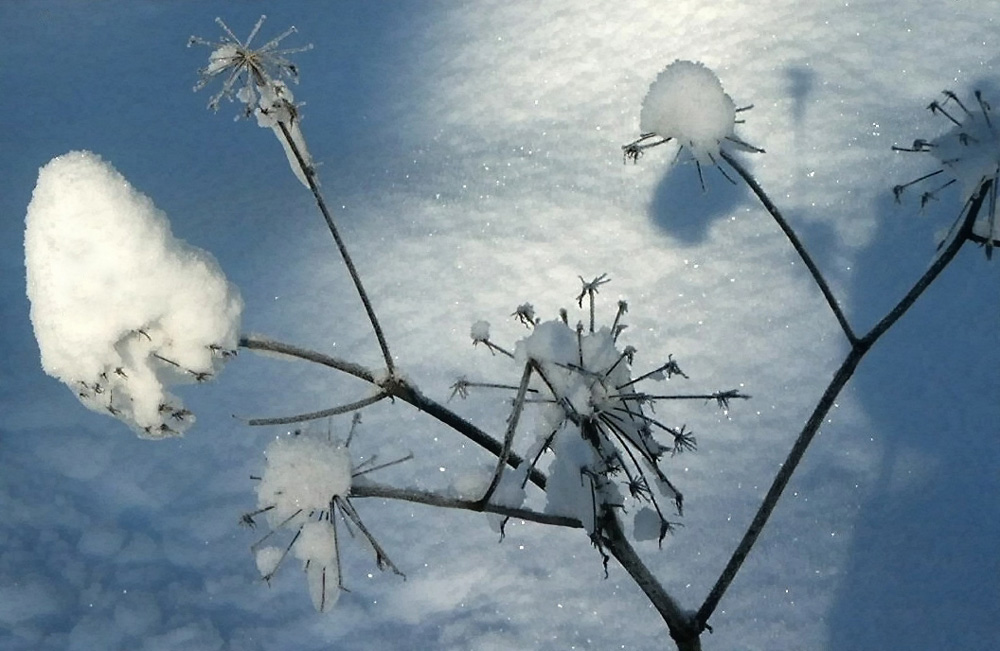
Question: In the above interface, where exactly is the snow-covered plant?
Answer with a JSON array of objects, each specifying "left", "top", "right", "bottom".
[
  {"left": 622, "top": 60, "right": 763, "bottom": 185},
  {"left": 458, "top": 275, "right": 746, "bottom": 550},
  {"left": 189, "top": 15, "right": 315, "bottom": 187},
  {"left": 892, "top": 89, "right": 1000, "bottom": 257},
  {"left": 244, "top": 421, "right": 406, "bottom": 611},
  {"left": 23, "top": 15, "right": 1000, "bottom": 651},
  {"left": 24, "top": 151, "right": 242, "bottom": 438}
]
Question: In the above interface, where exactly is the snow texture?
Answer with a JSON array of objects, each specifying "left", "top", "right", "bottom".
[
  {"left": 256, "top": 432, "right": 353, "bottom": 526},
  {"left": 640, "top": 60, "right": 736, "bottom": 163},
  {"left": 24, "top": 151, "right": 242, "bottom": 438}
]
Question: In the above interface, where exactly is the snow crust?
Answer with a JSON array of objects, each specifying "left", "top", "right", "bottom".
[
  {"left": 640, "top": 60, "right": 736, "bottom": 162},
  {"left": 24, "top": 151, "right": 242, "bottom": 437}
]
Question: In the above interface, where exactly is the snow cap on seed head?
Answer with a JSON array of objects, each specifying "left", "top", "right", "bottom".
[{"left": 640, "top": 60, "right": 736, "bottom": 163}]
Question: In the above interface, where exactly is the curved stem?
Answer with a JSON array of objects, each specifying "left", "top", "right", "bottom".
[
  {"left": 720, "top": 150, "right": 858, "bottom": 344},
  {"left": 276, "top": 121, "right": 396, "bottom": 374}
]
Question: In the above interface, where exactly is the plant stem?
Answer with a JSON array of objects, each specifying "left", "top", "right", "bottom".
[
  {"left": 599, "top": 512, "right": 701, "bottom": 650},
  {"left": 694, "top": 178, "right": 989, "bottom": 633},
  {"left": 239, "top": 334, "right": 548, "bottom": 491},
  {"left": 351, "top": 481, "right": 577, "bottom": 528},
  {"left": 276, "top": 121, "right": 396, "bottom": 374},
  {"left": 720, "top": 150, "right": 858, "bottom": 344}
]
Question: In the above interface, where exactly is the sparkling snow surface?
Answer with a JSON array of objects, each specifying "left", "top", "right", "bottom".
[{"left": 1, "top": 2, "right": 998, "bottom": 651}]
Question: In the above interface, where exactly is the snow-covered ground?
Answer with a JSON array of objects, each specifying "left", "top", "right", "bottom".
[{"left": 2, "top": 1, "right": 997, "bottom": 649}]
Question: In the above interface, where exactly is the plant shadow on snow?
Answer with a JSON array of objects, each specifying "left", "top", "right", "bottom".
[
  {"left": 823, "top": 82, "right": 1000, "bottom": 648},
  {"left": 646, "top": 159, "right": 747, "bottom": 244}
]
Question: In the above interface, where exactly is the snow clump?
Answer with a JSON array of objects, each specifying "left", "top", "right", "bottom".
[
  {"left": 640, "top": 60, "right": 736, "bottom": 163},
  {"left": 255, "top": 433, "right": 353, "bottom": 526},
  {"left": 24, "top": 151, "right": 242, "bottom": 438}
]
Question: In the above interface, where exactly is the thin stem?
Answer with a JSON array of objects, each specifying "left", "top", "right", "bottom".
[
  {"left": 479, "top": 363, "right": 533, "bottom": 505},
  {"left": 720, "top": 150, "right": 858, "bottom": 344},
  {"left": 240, "top": 334, "right": 375, "bottom": 383},
  {"left": 276, "top": 121, "right": 396, "bottom": 374},
  {"left": 350, "top": 481, "right": 578, "bottom": 528},
  {"left": 695, "top": 180, "right": 988, "bottom": 632},
  {"left": 244, "top": 392, "right": 389, "bottom": 426}
]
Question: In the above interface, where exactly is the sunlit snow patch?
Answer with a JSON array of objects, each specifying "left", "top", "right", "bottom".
[{"left": 24, "top": 151, "right": 242, "bottom": 438}]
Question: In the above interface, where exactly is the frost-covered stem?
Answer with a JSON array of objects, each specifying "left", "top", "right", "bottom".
[
  {"left": 240, "top": 334, "right": 375, "bottom": 383},
  {"left": 479, "top": 363, "right": 533, "bottom": 505},
  {"left": 246, "top": 392, "right": 389, "bottom": 426},
  {"left": 351, "top": 481, "right": 577, "bottom": 528},
  {"left": 275, "top": 121, "right": 395, "bottom": 375},
  {"left": 238, "top": 334, "right": 547, "bottom": 490},
  {"left": 695, "top": 184, "right": 988, "bottom": 632},
  {"left": 719, "top": 150, "right": 858, "bottom": 344},
  {"left": 599, "top": 512, "right": 701, "bottom": 650}
]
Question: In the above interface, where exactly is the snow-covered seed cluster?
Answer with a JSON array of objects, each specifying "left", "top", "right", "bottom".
[
  {"left": 190, "top": 16, "right": 315, "bottom": 187},
  {"left": 893, "top": 90, "right": 1000, "bottom": 257},
  {"left": 464, "top": 276, "right": 747, "bottom": 549},
  {"left": 244, "top": 426, "right": 405, "bottom": 612},
  {"left": 24, "top": 151, "right": 242, "bottom": 438},
  {"left": 623, "top": 60, "right": 762, "bottom": 184}
]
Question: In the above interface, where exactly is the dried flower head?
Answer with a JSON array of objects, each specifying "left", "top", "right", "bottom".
[
  {"left": 893, "top": 89, "right": 1000, "bottom": 257},
  {"left": 189, "top": 15, "right": 311, "bottom": 114},
  {"left": 465, "top": 276, "right": 748, "bottom": 550}
]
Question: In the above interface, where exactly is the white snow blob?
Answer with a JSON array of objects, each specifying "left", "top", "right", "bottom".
[
  {"left": 24, "top": 151, "right": 243, "bottom": 438},
  {"left": 250, "top": 430, "right": 404, "bottom": 612},
  {"left": 255, "top": 434, "right": 353, "bottom": 526},
  {"left": 640, "top": 60, "right": 736, "bottom": 163}
]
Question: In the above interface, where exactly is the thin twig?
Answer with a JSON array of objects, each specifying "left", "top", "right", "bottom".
[
  {"left": 720, "top": 150, "right": 858, "bottom": 344},
  {"left": 276, "top": 121, "right": 396, "bottom": 374},
  {"left": 244, "top": 392, "right": 389, "bottom": 426},
  {"left": 240, "top": 335, "right": 376, "bottom": 383},
  {"left": 350, "top": 481, "right": 579, "bottom": 528}
]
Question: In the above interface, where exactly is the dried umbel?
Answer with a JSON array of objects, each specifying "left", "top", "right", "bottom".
[
  {"left": 893, "top": 89, "right": 1000, "bottom": 257},
  {"left": 458, "top": 276, "right": 748, "bottom": 554}
]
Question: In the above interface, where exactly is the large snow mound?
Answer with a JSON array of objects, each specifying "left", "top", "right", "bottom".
[{"left": 24, "top": 150, "right": 243, "bottom": 437}]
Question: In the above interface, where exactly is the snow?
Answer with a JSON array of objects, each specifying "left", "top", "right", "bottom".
[
  {"left": 255, "top": 432, "right": 352, "bottom": 526},
  {"left": 469, "top": 319, "right": 490, "bottom": 343},
  {"left": 639, "top": 60, "right": 736, "bottom": 163},
  {"left": 23, "top": 151, "right": 242, "bottom": 438},
  {"left": 294, "top": 521, "right": 341, "bottom": 611}
]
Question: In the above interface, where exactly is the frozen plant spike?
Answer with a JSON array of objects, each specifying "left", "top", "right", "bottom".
[
  {"left": 190, "top": 15, "right": 311, "bottom": 113},
  {"left": 894, "top": 89, "right": 1000, "bottom": 256},
  {"left": 24, "top": 151, "right": 242, "bottom": 438}
]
